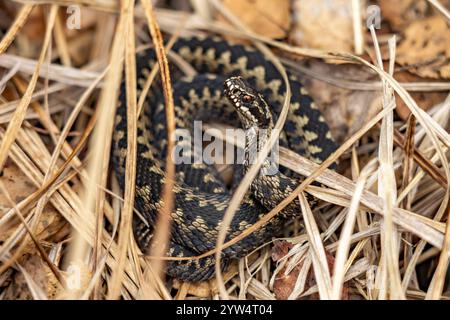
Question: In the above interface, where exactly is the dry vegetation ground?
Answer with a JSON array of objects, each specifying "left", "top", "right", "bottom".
[{"left": 0, "top": 0, "right": 449, "bottom": 300}]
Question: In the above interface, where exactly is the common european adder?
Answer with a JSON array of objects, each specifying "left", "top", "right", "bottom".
[{"left": 112, "top": 36, "right": 336, "bottom": 281}]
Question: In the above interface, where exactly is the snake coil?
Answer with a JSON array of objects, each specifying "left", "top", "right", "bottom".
[{"left": 112, "top": 36, "right": 336, "bottom": 281}]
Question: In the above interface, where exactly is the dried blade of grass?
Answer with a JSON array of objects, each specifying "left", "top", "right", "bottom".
[
  {"left": 0, "top": 83, "right": 67, "bottom": 116},
  {"left": 191, "top": 0, "right": 213, "bottom": 20},
  {"left": 418, "top": 102, "right": 450, "bottom": 300},
  {"left": 428, "top": 0, "right": 450, "bottom": 20},
  {"left": 331, "top": 161, "right": 376, "bottom": 299},
  {"left": 400, "top": 115, "right": 417, "bottom": 284},
  {"left": 305, "top": 187, "right": 353, "bottom": 208},
  {"left": 125, "top": 231, "right": 148, "bottom": 299},
  {"left": 107, "top": 0, "right": 137, "bottom": 300},
  {"left": 0, "top": 121, "right": 142, "bottom": 297},
  {"left": 64, "top": 2, "right": 126, "bottom": 299},
  {"left": 344, "top": 238, "right": 371, "bottom": 272},
  {"left": 300, "top": 257, "right": 370, "bottom": 298},
  {"left": 137, "top": 32, "right": 182, "bottom": 117},
  {"left": 0, "top": 99, "right": 99, "bottom": 231},
  {"left": 0, "top": 3, "right": 34, "bottom": 54},
  {"left": 33, "top": 67, "right": 108, "bottom": 298},
  {"left": 287, "top": 255, "right": 312, "bottom": 300},
  {"left": 238, "top": 259, "right": 246, "bottom": 299},
  {"left": 12, "top": 78, "right": 85, "bottom": 169},
  {"left": 140, "top": 0, "right": 176, "bottom": 298},
  {"left": 0, "top": 5, "right": 58, "bottom": 172},
  {"left": 16, "top": 264, "right": 48, "bottom": 300},
  {"left": 415, "top": 247, "right": 441, "bottom": 266},
  {"left": 53, "top": 10, "right": 72, "bottom": 67},
  {"left": 426, "top": 202, "right": 450, "bottom": 299},
  {"left": 322, "top": 208, "right": 349, "bottom": 242},
  {"left": 0, "top": 54, "right": 101, "bottom": 87},
  {"left": 13, "top": 0, "right": 119, "bottom": 12},
  {"left": 79, "top": 250, "right": 110, "bottom": 300},
  {"left": 12, "top": 77, "right": 56, "bottom": 143},
  {"left": 375, "top": 250, "right": 389, "bottom": 299},
  {"left": 299, "top": 193, "right": 332, "bottom": 299},
  {"left": 280, "top": 222, "right": 377, "bottom": 283},
  {"left": 235, "top": 252, "right": 270, "bottom": 299},
  {"left": 397, "top": 152, "right": 443, "bottom": 206},
  {"left": 140, "top": 259, "right": 173, "bottom": 300},
  {"left": 0, "top": 181, "right": 64, "bottom": 286},
  {"left": 174, "top": 282, "right": 190, "bottom": 300},
  {"left": 209, "top": 0, "right": 292, "bottom": 299},
  {"left": 351, "top": 0, "right": 363, "bottom": 55},
  {"left": 281, "top": 58, "right": 450, "bottom": 92},
  {"left": 89, "top": 37, "right": 130, "bottom": 301},
  {"left": 357, "top": 63, "right": 450, "bottom": 157},
  {"left": 231, "top": 277, "right": 275, "bottom": 300},
  {"left": 351, "top": 148, "right": 374, "bottom": 262},
  {"left": 371, "top": 30, "right": 404, "bottom": 299},
  {"left": 154, "top": 8, "right": 349, "bottom": 61},
  {"left": 413, "top": 71, "right": 450, "bottom": 299},
  {"left": 0, "top": 62, "right": 20, "bottom": 93},
  {"left": 392, "top": 128, "right": 447, "bottom": 189}
]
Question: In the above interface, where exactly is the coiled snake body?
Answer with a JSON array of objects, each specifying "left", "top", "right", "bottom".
[{"left": 112, "top": 36, "right": 336, "bottom": 281}]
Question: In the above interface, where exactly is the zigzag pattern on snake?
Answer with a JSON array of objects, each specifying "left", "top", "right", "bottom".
[{"left": 112, "top": 36, "right": 336, "bottom": 281}]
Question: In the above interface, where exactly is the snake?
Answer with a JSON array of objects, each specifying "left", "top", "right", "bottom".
[{"left": 112, "top": 36, "right": 337, "bottom": 282}]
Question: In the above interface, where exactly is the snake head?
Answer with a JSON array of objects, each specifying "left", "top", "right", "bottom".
[{"left": 224, "top": 76, "right": 272, "bottom": 130}]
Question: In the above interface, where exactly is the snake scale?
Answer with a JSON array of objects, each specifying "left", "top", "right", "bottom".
[{"left": 112, "top": 36, "right": 336, "bottom": 281}]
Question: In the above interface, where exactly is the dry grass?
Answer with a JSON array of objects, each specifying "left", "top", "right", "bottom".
[{"left": 0, "top": 1, "right": 449, "bottom": 300}]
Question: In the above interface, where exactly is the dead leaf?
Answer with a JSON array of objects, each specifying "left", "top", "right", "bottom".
[
  {"left": 271, "top": 239, "right": 293, "bottom": 262},
  {"left": 0, "top": 159, "right": 66, "bottom": 252},
  {"left": 5, "top": 4, "right": 46, "bottom": 58},
  {"left": 218, "top": 0, "right": 291, "bottom": 39},
  {"left": 397, "top": 15, "right": 450, "bottom": 79},
  {"left": 302, "top": 251, "right": 349, "bottom": 300},
  {"left": 272, "top": 240, "right": 301, "bottom": 299},
  {"left": 290, "top": 0, "right": 353, "bottom": 55},
  {"left": 298, "top": 60, "right": 382, "bottom": 143},
  {"left": 393, "top": 71, "right": 448, "bottom": 120},
  {"left": 272, "top": 242, "right": 349, "bottom": 300},
  {"left": 380, "top": 0, "right": 429, "bottom": 30},
  {"left": 2, "top": 254, "right": 60, "bottom": 299}
]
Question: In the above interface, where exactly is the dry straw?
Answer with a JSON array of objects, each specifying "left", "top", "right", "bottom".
[{"left": 0, "top": 0, "right": 449, "bottom": 300}]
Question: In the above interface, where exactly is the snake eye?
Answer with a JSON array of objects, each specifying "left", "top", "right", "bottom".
[
  {"left": 231, "top": 88, "right": 239, "bottom": 95},
  {"left": 242, "top": 95, "right": 254, "bottom": 103}
]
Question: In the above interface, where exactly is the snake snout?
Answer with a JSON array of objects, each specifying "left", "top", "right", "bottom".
[
  {"left": 224, "top": 76, "right": 246, "bottom": 100},
  {"left": 224, "top": 76, "right": 272, "bottom": 129}
]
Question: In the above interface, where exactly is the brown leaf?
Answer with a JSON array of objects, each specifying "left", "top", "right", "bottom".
[
  {"left": 272, "top": 240, "right": 299, "bottom": 299},
  {"left": 2, "top": 254, "right": 60, "bottom": 299},
  {"left": 298, "top": 60, "right": 382, "bottom": 143},
  {"left": 290, "top": 0, "right": 353, "bottom": 55},
  {"left": 219, "top": 0, "right": 291, "bottom": 39},
  {"left": 271, "top": 239, "right": 293, "bottom": 261},
  {"left": 0, "top": 160, "right": 66, "bottom": 251},
  {"left": 303, "top": 251, "right": 349, "bottom": 300},
  {"left": 272, "top": 243, "right": 350, "bottom": 300},
  {"left": 393, "top": 71, "right": 448, "bottom": 120},
  {"left": 397, "top": 16, "right": 450, "bottom": 79},
  {"left": 380, "top": 0, "right": 429, "bottom": 31}
]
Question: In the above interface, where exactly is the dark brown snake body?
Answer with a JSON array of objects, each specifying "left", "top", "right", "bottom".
[{"left": 112, "top": 36, "right": 336, "bottom": 281}]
